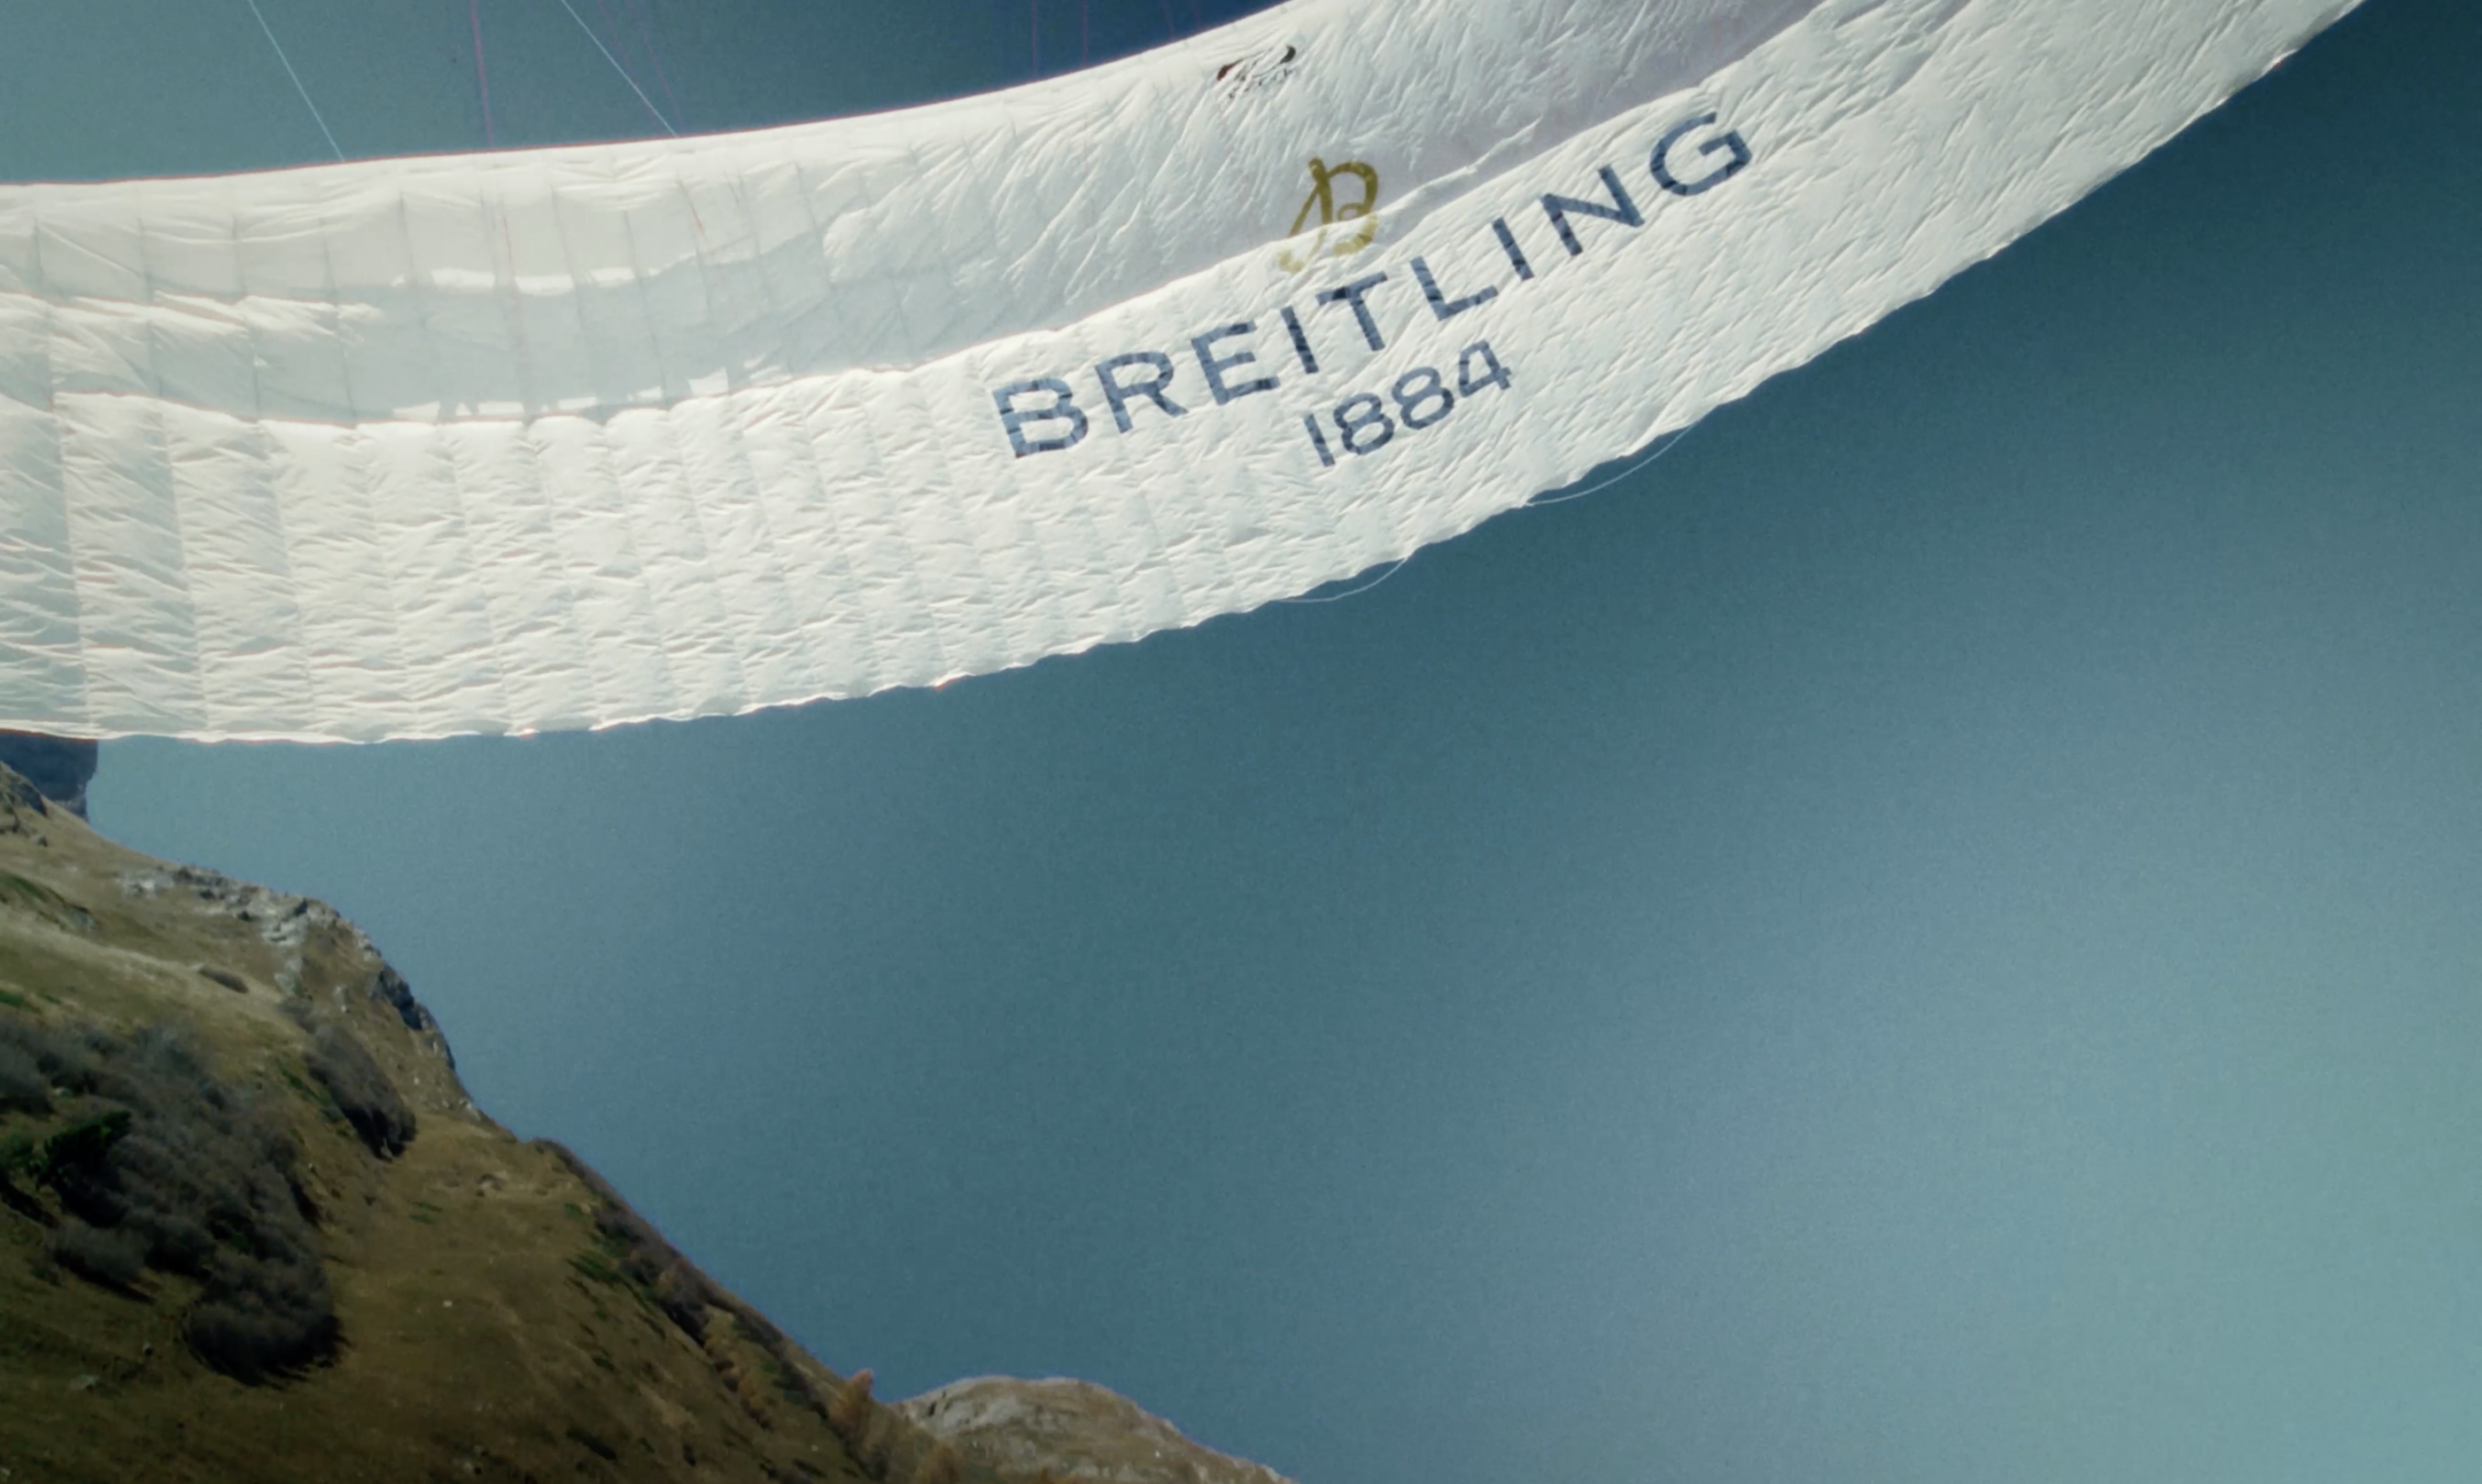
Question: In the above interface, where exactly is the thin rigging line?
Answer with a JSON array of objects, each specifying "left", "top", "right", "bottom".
[
  {"left": 626, "top": 0, "right": 685, "bottom": 126},
  {"left": 469, "top": 0, "right": 496, "bottom": 146},
  {"left": 242, "top": 0, "right": 343, "bottom": 161},
  {"left": 1275, "top": 556, "right": 1411, "bottom": 605},
  {"left": 1031, "top": 0, "right": 1041, "bottom": 77},
  {"left": 592, "top": 0, "right": 638, "bottom": 87},
  {"left": 1526, "top": 424, "right": 1695, "bottom": 507},
  {"left": 553, "top": 0, "right": 678, "bottom": 136},
  {"left": 592, "top": 0, "right": 679, "bottom": 129}
]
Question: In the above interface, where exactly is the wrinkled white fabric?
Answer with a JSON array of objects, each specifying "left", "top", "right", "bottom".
[{"left": 0, "top": 0, "right": 2358, "bottom": 741}]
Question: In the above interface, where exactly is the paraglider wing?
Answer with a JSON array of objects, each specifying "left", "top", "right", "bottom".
[{"left": 0, "top": 0, "right": 2359, "bottom": 741}]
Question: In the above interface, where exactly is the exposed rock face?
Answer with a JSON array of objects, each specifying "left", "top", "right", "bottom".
[
  {"left": 900, "top": 1377, "right": 1296, "bottom": 1484},
  {"left": 0, "top": 732, "right": 97, "bottom": 819}
]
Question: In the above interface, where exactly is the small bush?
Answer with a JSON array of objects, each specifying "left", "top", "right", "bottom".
[
  {"left": 302, "top": 1026, "right": 415, "bottom": 1158},
  {"left": 52, "top": 1218, "right": 146, "bottom": 1288},
  {"left": 0, "top": 1018, "right": 101, "bottom": 1096},
  {"left": 35, "top": 1103, "right": 133, "bottom": 1184},
  {"left": 0, "top": 1036, "right": 47, "bottom": 1114},
  {"left": 195, "top": 965, "right": 249, "bottom": 995},
  {"left": 829, "top": 1369, "right": 877, "bottom": 1442},
  {"left": 185, "top": 1244, "right": 337, "bottom": 1382},
  {"left": 0, "top": 1016, "right": 98, "bottom": 1096}
]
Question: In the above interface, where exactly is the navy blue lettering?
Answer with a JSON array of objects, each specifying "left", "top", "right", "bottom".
[
  {"left": 1280, "top": 304, "right": 1321, "bottom": 375},
  {"left": 993, "top": 378, "right": 1089, "bottom": 457},
  {"left": 1094, "top": 352, "right": 1188, "bottom": 433},
  {"left": 1191, "top": 322, "right": 1279, "bottom": 405},
  {"left": 1391, "top": 366, "right": 1453, "bottom": 429},
  {"left": 1410, "top": 256, "right": 1498, "bottom": 320},
  {"left": 1333, "top": 393, "right": 1393, "bottom": 456},
  {"left": 1301, "top": 411, "right": 1336, "bottom": 468},
  {"left": 1490, "top": 218, "right": 1535, "bottom": 281},
  {"left": 1316, "top": 271, "right": 1391, "bottom": 352},
  {"left": 1541, "top": 166, "right": 1643, "bottom": 256},
  {"left": 1652, "top": 112, "right": 1752, "bottom": 196},
  {"left": 1456, "top": 341, "right": 1511, "bottom": 396}
]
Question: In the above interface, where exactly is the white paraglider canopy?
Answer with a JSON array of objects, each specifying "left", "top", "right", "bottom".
[{"left": 0, "top": 0, "right": 2360, "bottom": 742}]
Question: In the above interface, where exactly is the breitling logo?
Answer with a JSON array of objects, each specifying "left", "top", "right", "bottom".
[{"left": 1277, "top": 156, "right": 1380, "bottom": 272}]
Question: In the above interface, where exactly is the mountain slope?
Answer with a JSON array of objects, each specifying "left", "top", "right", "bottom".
[
  {"left": 0, "top": 764, "right": 1290, "bottom": 1484},
  {"left": 0, "top": 766, "right": 929, "bottom": 1484}
]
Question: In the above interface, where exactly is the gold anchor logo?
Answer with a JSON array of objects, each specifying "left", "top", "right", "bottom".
[{"left": 1277, "top": 156, "right": 1381, "bottom": 272}]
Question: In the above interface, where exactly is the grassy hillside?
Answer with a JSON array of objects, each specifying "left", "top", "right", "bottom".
[{"left": 0, "top": 766, "right": 978, "bottom": 1484}]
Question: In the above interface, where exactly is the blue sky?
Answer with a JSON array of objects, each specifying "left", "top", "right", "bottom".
[{"left": 11, "top": 2, "right": 2481, "bottom": 1482}]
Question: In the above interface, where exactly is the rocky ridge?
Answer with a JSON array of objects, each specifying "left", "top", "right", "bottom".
[{"left": 903, "top": 1378, "right": 1297, "bottom": 1484}]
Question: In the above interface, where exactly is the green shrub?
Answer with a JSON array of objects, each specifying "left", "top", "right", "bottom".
[
  {"left": 0, "top": 1035, "right": 47, "bottom": 1113},
  {"left": 568, "top": 1249, "right": 627, "bottom": 1286},
  {"left": 185, "top": 1243, "right": 337, "bottom": 1382},
  {"left": 14, "top": 1018, "right": 339, "bottom": 1382},
  {"left": 51, "top": 1217, "right": 146, "bottom": 1288},
  {"left": 36, "top": 1104, "right": 133, "bottom": 1183},
  {"left": 302, "top": 1026, "right": 415, "bottom": 1158},
  {"left": 0, "top": 1015, "right": 100, "bottom": 1096}
]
